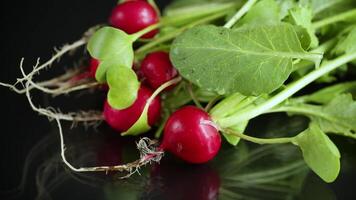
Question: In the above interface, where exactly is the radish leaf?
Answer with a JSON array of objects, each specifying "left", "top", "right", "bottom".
[
  {"left": 87, "top": 27, "right": 134, "bottom": 81},
  {"left": 171, "top": 24, "right": 322, "bottom": 96},
  {"left": 234, "top": 0, "right": 281, "bottom": 28},
  {"left": 288, "top": 5, "right": 319, "bottom": 48},
  {"left": 107, "top": 65, "right": 140, "bottom": 110},
  {"left": 294, "top": 123, "right": 340, "bottom": 183}
]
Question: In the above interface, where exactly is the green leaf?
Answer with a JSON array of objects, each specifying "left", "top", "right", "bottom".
[
  {"left": 170, "top": 24, "right": 322, "bottom": 96},
  {"left": 234, "top": 0, "right": 281, "bottom": 28},
  {"left": 295, "top": 81, "right": 356, "bottom": 104},
  {"left": 277, "top": 0, "right": 297, "bottom": 19},
  {"left": 107, "top": 66, "right": 140, "bottom": 110},
  {"left": 311, "top": 94, "right": 356, "bottom": 138},
  {"left": 163, "top": 0, "right": 238, "bottom": 27},
  {"left": 122, "top": 110, "right": 150, "bottom": 136},
  {"left": 164, "top": 0, "right": 235, "bottom": 15},
  {"left": 284, "top": 94, "right": 356, "bottom": 139},
  {"left": 305, "top": 0, "right": 356, "bottom": 19},
  {"left": 334, "top": 25, "right": 356, "bottom": 55},
  {"left": 87, "top": 27, "right": 135, "bottom": 81},
  {"left": 222, "top": 122, "right": 248, "bottom": 146},
  {"left": 294, "top": 123, "right": 340, "bottom": 183},
  {"left": 288, "top": 6, "right": 319, "bottom": 48},
  {"left": 123, "top": 78, "right": 176, "bottom": 136},
  {"left": 210, "top": 92, "right": 248, "bottom": 119}
]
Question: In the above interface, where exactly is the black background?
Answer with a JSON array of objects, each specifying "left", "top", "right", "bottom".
[{"left": 1, "top": 0, "right": 356, "bottom": 200}]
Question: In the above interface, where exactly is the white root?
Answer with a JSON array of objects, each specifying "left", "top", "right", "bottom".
[
  {"left": 16, "top": 39, "right": 86, "bottom": 84},
  {"left": 0, "top": 26, "right": 103, "bottom": 96},
  {"left": 1, "top": 24, "right": 167, "bottom": 178},
  {"left": 22, "top": 61, "right": 163, "bottom": 178}
]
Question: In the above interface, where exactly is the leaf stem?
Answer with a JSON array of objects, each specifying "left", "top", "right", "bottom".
[
  {"left": 187, "top": 83, "right": 204, "bottom": 109},
  {"left": 218, "top": 52, "right": 356, "bottom": 128},
  {"left": 135, "top": 10, "right": 230, "bottom": 56},
  {"left": 267, "top": 105, "right": 356, "bottom": 140},
  {"left": 205, "top": 95, "right": 222, "bottom": 112},
  {"left": 312, "top": 8, "right": 356, "bottom": 29},
  {"left": 131, "top": 23, "right": 161, "bottom": 41},
  {"left": 223, "top": 0, "right": 258, "bottom": 28},
  {"left": 224, "top": 129, "right": 295, "bottom": 144}
]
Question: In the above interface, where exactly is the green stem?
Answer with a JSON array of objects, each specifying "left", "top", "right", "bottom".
[
  {"left": 135, "top": 10, "right": 230, "bottom": 55},
  {"left": 224, "top": 0, "right": 258, "bottom": 28},
  {"left": 218, "top": 52, "right": 356, "bottom": 128},
  {"left": 313, "top": 8, "right": 356, "bottom": 29},
  {"left": 161, "top": 2, "right": 241, "bottom": 26},
  {"left": 267, "top": 105, "right": 356, "bottom": 140},
  {"left": 205, "top": 96, "right": 222, "bottom": 112},
  {"left": 224, "top": 129, "right": 295, "bottom": 145},
  {"left": 292, "top": 38, "right": 338, "bottom": 71},
  {"left": 154, "top": 116, "right": 168, "bottom": 138},
  {"left": 131, "top": 23, "right": 161, "bottom": 41},
  {"left": 187, "top": 83, "right": 204, "bottom": 109}
]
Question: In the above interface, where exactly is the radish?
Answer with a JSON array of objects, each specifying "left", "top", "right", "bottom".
[
  {"left": 69, "top": 58, "right": 99, "bottom": 82},
  {"left": 109, "top": 1, "right": 159, "bottom": 39},
  {"left": 88, "top": 58, "right": 100, "bottom": 77},
  {"left": 160, "top": 106, "right": 221, "bottom": 164},
  {"left": 103, "top": 85, "right": 161, "bottom": 133},
  {"left": 140, "top": 51, "right": 178, "bottom": 90}
]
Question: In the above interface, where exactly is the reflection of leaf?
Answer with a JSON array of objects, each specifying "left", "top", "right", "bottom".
[
  {"left": 294, "top": 123, "right": 340, "bottom": 183},
  {"left": 171, "top": 24, "right": 322, "bottom": 96},
  {"left": 215, "top": 144, "right": 309, "bottom": 200}
]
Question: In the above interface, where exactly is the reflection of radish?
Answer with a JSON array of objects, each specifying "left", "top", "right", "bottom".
[
  {"left": 140, "top": 51, "right": 178, "bottom": 90},
  {"left": 103, "top": 85, "right": 161, "bottom": 133},
  {"left": 160, "top": 106, "right": 221, "bottom": 164},
  {"left": 109, "top": 1, "right": 159, "bottom": 39},
  {"left": 149, "top": 163, "right": 221, "bottom": 200},
  {"left": 96, "top": 137, "right": 123, "bottom": 166}
]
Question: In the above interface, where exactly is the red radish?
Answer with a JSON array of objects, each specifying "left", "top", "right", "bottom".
[
  {"left": 160, "top": 106, "right": 221, "bottom": 164},
  {"left": 69, "top": 58, "right": 99, "bottom": 82},
  {"left": 109, "top": 1, "right": 159, "bottom": 39},
  {"left": 140, "top": 51, "right": 178, "bottom": 90},
  {"left": 88, "top": 58, "right": 100, "bottom": 77},
  {"left": 103, "top": 85, "right": 161, "bottom": 133}
]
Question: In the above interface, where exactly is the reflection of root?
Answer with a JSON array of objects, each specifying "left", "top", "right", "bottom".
[{"left": 0, "top": 134, "right": 54, "bottom": 199}]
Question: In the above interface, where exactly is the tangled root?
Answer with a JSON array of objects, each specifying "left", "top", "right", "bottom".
[{"left": 0, "top": 25, "right": 166, "bottom": 179}]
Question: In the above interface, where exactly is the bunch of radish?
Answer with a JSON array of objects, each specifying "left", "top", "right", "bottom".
[
  {"left": 70, "top": 0, "right": 222, "bottom": 165},
  {"left": 2, "top": 0, "right": 356, "bottom": 183}
]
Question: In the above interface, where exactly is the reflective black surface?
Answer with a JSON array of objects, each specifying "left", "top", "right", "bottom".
[{"left": 1, "top": 0, "right": 356, "bottom": 200}]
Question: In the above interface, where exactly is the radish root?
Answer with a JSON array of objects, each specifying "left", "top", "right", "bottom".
[
  {"left": 22, "top": 61, "right": 162, "bottom": 178},
  {"left": 1, "top": 24, "right": 165, "bottom": 178}
]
